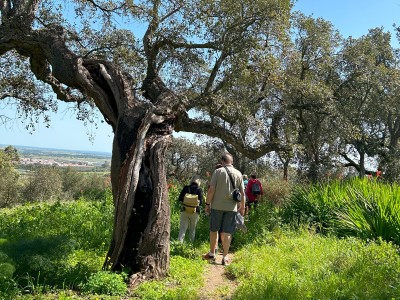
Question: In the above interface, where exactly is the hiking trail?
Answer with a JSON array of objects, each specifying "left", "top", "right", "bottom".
[{"left": 198, "top": 253, "right": 238, "bottom": 300}]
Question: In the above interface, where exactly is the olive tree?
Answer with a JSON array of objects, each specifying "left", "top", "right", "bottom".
[{"left": 0, "top": 0, "right": 292, "bottom": 283}]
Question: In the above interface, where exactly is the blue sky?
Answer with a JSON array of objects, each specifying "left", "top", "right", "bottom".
[{"left": 1, "top": 0, "right": 400, "bottom": 153}]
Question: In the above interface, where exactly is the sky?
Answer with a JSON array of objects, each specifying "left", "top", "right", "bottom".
[{"left": 2, "top": 0, "right": 400, "bottom": 153}]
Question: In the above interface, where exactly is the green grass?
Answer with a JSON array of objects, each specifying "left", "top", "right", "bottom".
[
  {"left": 229, "top": 230, "right": 400, "bottom": 300},
  {"left": 0, "top": 191, "right": 114, "bottom": 296},
  {"left": 131, "top": 255, "right": 206, "bottom": 300}
]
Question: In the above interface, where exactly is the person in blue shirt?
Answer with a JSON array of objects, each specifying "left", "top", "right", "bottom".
[{"left": 243, "top": 174, "right": 248, "bottom": 190}]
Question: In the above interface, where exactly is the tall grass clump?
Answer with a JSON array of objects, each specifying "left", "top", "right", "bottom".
[
  {"left": 281, "top": 178, "right": 400, "bottom": 246},
  {"left": 229, "top": 231, "right": 400, "bottom": 300},
  {"left": 281, "top": 180, "right": 346, "bottom": 233},
  {"left": 335, "top": 179, "right": 400, "bottom": 244}
]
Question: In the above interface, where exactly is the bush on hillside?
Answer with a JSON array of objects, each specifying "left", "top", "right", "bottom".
[{"left": 21, "top": 165, "right": 63, "bottom": 202}]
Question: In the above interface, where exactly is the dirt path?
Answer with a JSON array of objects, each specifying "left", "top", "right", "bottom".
[{"left": 198, "top": 253, "right": 239, "bottom": 300}]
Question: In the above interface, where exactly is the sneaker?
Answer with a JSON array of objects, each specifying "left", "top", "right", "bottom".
[
  {"left": 222, "top": 257, "right": 231, "bottom": 266},
  {"left": 202, "top": 253, "right": 216, "bottom": 262}
]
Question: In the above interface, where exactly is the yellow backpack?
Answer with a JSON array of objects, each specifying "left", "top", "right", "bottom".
[{"left": 183, "top": 193, "right": 199, "bottom": 213}]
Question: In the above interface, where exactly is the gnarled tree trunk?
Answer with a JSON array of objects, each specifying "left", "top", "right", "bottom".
[{"left": 103, "top": 105, "right": 174, "bottom": 284}]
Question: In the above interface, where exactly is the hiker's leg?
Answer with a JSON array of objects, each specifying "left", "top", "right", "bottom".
[
  {"left": 221, "top": 232, "right": 232, "bottom": 257},
  {"left": 209, "top": 209, "right": 223, "bottom": 253},
  {"left": 219, "top": 231, "right": 225, "bottom": 253},
  {"left": 220, "top": 211, "right": 237, "bottom": 256},
  {"left": 178, "top": 212, "right": 189, "bottom": 241},
  {"left": 188, "top": 213, "right": 200, "bottom": 242},
  {"left": 210, "top": 230, "right": 218, "bottom": 253}
]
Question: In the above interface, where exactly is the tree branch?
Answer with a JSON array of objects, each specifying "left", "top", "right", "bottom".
[
  {"left": 175, "top": 113, "right": 283, "bottom": 159},
  {"left": 159, "top": 0, "right": 183, "bottom": 23}
]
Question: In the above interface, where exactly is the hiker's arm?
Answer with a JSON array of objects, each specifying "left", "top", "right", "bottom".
[
  {"left": 198, "top": 189, "right": 204, "bottom": 206},
  {"left": 205, "top": 185, "right": 215, "bottom": 213},
  {"left": 178, "top": 186, "right": 186, "bottom": 202},
  {"left": 240, "top": 184, "right": 245, "bottom": 216}
]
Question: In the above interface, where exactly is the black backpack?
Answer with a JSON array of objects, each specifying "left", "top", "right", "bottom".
[{"left": 251, "top": 181, "right": 261, "bottom": 195}]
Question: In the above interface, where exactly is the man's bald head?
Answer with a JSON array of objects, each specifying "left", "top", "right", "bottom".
[{"left": 221, "top": 153, "right": 233, "bottom": 165}]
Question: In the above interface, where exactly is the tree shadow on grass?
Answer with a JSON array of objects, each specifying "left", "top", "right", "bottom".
[{"left": 0, "top": 235, "right": 93, "bottom": 289}]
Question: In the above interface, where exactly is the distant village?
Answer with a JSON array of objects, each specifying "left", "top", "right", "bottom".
[{"left": 19, "top": 157, "right": 99, "bottom": 168}]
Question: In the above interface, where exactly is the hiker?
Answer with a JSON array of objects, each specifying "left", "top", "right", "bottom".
[
  {"left": 242, "top": 174, "right": 249, "bottom": 211},
  {"left": 243, "top": 174, "right": 249, "bottom": 190},
  {"left": 203, "top": 153, "right": 245, "bottom": 266},
  {"left": 178, "top": 175, "right": 203, "bottom": 242},
  {"left": 245, "top": 173, "right": 263, "bottom": 214}
]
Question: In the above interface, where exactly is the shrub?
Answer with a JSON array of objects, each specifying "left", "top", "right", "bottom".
[
  {"left": 76, "top": 173, "right": 111, "bottom": 200},
  {"left": 263, "top": 177, "right": 292, "bottom": 206},
  {"left": 60, "top": 167, "right": 85, "bottom": 199},
  {"left": 0, "top": 167, "right": 21, "bottom": 208},
  {"left": 22, "top": 165, "right": 63, "bottom": 202},
  {"left": 80, "top": 271, "right": 128, "bottom": 296},
  {"left": 0, "top": 250, "right": 18, "bottom": 299}
]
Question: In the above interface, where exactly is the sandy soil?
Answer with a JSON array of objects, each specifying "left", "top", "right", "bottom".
[{"left": 198, "top": 253, "right": 238, "bottom": 300}]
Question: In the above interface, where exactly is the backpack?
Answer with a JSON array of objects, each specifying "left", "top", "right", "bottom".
[
  {"left": 182, "top": 187, "right": 199, "bottom": 213},
  {"left": 251, "top": 181, "right": 261, "bottom": 195}
]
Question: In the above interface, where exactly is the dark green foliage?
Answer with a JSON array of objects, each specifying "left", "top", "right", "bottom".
[
  {"left": 0, "top": 147, "right": 21, "bottom": 207},
  {"left": 22, "top": 165, "right": 63, "bottom": 202},
  {"left": 0, "top": 249, "right": 18, "bottom": 299}
]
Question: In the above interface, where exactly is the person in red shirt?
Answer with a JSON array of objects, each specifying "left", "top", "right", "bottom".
[{"left": 245, "top": 174, "right": 263, "bottom": 214}]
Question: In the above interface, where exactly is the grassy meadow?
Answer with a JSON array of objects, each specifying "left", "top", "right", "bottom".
[{"left": 1, "top": 178, "right": 400, "bottom": 299}]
